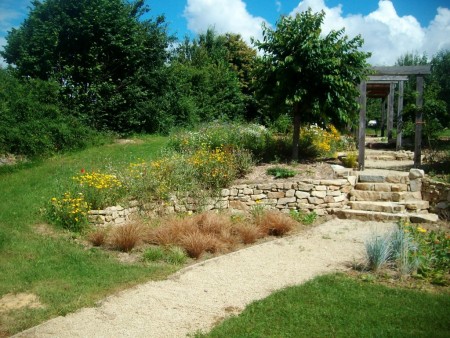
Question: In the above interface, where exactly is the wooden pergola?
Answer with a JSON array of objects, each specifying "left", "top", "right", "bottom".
[{"left": 358, "top": 65, "right": 431, "bottom": 171}]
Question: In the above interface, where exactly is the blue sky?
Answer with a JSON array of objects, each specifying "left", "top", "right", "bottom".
[{"left": 1, "top": 0, "right": 450, "bottom": 65}]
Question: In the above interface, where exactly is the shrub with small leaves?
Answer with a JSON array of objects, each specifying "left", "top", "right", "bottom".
[{"left": 266, "top": 167, "right": 297, "bottom": 179}]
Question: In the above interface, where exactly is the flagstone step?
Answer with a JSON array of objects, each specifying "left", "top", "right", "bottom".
[
  {"left": 350, "top": 190, "right": 422, "bottom": 202},
  {"left": 358, "top": 174, "right": 409, "bottom": 184},
  {"left": 348, "top": 200, "right": 429, "bottom": 213},
  {"left": 334, "top": 209, "right": 439, "bottom": 223},
  {"left": 354, "top": 182, "right": 408, "bottom": 192},
  {"left": 348, "top": 201, "right": 405, "bottom": 213}
]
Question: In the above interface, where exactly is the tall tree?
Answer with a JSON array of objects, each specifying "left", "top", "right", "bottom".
[
  {"left": 253, "top": 10, "right": 370, "bottom": 160},
  {"left": 1, "top": 0, "right": 172, "bottom": 132},
  {"left": 431, "top": 50, "right": 450, "bottom": 128}
]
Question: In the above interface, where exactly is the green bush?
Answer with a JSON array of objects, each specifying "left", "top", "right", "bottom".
[
  {"left": 266, "top": 167, "right": 297, "bottom": 179},
  {"left": 0, "top": 69, "right": 107, "bottom": 157}
]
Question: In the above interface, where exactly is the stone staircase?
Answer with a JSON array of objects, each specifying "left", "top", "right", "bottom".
[{"left": 335, "top": 169, "right": 440, "bottom": 223}]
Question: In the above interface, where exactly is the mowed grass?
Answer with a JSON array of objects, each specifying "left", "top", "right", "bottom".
[
  {"left": 200, "top": 274, "right": 450, "bottom": 338},
  {"left": 0, "top": 135, "right": 177, "bottom": 335}
]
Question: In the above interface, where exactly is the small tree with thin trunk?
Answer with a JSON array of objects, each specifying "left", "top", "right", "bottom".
[{"left": 253, "top": 9, "right": 370, "bottom": 160}]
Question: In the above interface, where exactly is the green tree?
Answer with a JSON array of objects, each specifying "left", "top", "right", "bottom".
[
  {"left": 1, "top": 0, "right": 172, "bottom": 132},
  {"left": 431, "top": 50, "right": 450, "bottom": 128},
  {"left": 253, "top": 10, "right": 370, "bottom": 160},
  {"left": 0, "top": 68, "right": 100, "bottom": 157},
  {"left": 395, "top": 52, "right": 448, "bottom": 140}
]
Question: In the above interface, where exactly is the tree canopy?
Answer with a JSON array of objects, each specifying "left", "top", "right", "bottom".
[
  {"left": 253, "top": 10, "right": 370, "bottom": 160},
  {"left": 1, "top": 0, "right": 172, "bottom": 131}
]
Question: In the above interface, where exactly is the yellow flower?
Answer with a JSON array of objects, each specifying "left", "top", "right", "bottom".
[{"left": 417, "top": 227, "right": 427, "bottom": 233}]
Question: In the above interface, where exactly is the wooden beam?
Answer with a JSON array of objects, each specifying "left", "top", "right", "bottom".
[
  {"left": 414, "top": 77, "right": 424, "bottom": 167},
  {"left": 397, "top": 81, "right": 404, "bottom": 150},
  {"left": 372, "top": 65, "right": 431, "bottom": 75},
  {"left": 368, "top": 75, "right": 409, "bottom": 81},
  {"left": 381, "top": 98, "right": 386, "bottom": 137},
  {"left": 387, "top": 83, "right": 395, "bottom": 142},
  {"left": 358, "top": 81, "right": 367, "bottom": 171}
]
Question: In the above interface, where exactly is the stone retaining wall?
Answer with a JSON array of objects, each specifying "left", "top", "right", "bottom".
[
  {"left": 89, "top": 177, "right": 357, "bottom": 226},
  {"left": 422, "top": 178, "right": 450, "bottom": 219}
]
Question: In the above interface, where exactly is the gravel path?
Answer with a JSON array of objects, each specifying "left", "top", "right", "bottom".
[{"left": 15, "top": 219, "right": 395, "bottom": 338}]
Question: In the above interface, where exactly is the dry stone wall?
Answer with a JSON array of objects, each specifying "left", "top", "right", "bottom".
[
  {"left": 88, "top": 177, "right": 356, "bottom": 226},
  {"left": 422, "top": 178, "right": 450, "bottom": 219}
]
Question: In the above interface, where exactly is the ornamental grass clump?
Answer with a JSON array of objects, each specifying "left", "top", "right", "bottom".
[
  {"left": 365, "top": 233, "right": 392, "bottom": 271},
  {"left": 109, "top": 223, "right": 143, "bottom": 252},
  {"left": 73, "top": 170, "right": 125, "bottom": 209},
  {"left": 47, "top": 192, "right": 90, "bottom": 231},
  {"left": 256, "top": 210, "right": 296, "bottom": 237}
]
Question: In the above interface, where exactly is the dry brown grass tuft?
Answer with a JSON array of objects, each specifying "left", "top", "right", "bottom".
[
  {"left": 88, "top": 228, "right": 108, "bottom": 247},
  {"left": 145, "top": 216, "right": 197, "bottom": 246},
  {"left": 234, "top": 223, "right": 263, "bottom": 244},
  {"left": 180, "top": 231, "right": 223, "bottom": 259},
  {"left": 257, "top": 211, "right": 296, "bottom": 237},
  {"left": 109, "top": 223, "right": 143, "bottom": 252}
]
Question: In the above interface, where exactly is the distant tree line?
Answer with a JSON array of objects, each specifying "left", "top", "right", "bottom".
[{"left": 1, "top": 0, "right": 449, "bottom": 157}]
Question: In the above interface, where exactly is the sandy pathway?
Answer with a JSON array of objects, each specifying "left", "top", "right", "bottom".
[{"left": 15, "top": 219, "right": 395, "bottom": 338}]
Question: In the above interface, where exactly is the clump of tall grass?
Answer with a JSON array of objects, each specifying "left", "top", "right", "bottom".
[
  {"left": 109, "top": 223, "right": 143, "bottom": 252},
  {"left": 365, "top": 233, "right": 392, "bottom": 271}
]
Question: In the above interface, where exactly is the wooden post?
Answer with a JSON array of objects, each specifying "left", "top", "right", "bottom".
[
  {"left": 396, "top": 81, "right": 404, "bottom": 150},
  {"left": 387, "top": 82, "right": 395, "bottom": 142},
  {"left": 381, "top": 98, "right": 386, "bottom": 137},
  {"left": 358, "top": 81, "right": 367, "bottom": 171},
  {"left": 414, "top": 76, "right": 424, "bottom": 167}
]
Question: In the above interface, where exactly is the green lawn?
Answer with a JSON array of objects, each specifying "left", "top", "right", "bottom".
[
  {"left": 0, "top": 135, "right": 177, "bottom": 335},
  {"left": 200, "top": 274, "right": 450, "bottom": 338}
]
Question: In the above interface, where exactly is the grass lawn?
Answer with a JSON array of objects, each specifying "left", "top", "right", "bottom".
[
  {"left": 0, "top": 135, "right": 178, "bottom": 335},
  {"left": 200, "top": 274, "right": 450, "bottom": 338}
]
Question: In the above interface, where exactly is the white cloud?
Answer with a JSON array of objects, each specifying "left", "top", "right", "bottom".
[
  {"left": 276, "top": 1, "right": 282, "bottom": 13},
  {"left": 423, "top": 7, "right": 450, "bottom": 56},
  {"left": 289, "top": 0, "right": 449, "bottom": 65},
  {"left": 183, "top": 0, "right": 268, "bottom": 44}
]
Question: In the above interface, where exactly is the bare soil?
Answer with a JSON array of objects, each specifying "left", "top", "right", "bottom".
[{"left": 234, "top": 161, "right": 336, "bottom": 184}]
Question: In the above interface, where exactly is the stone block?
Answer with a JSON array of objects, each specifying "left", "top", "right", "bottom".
[
  {"left": 221, "top": 189, "right": 230, "bottom": 197},
  {"left": 374, "top": 184, "right": 391, "bottom": 192},
  {"left": 358, "top": 175, "right": 385, "bottom": 183},
  {"left": 409, "top": 168, "right": 425, "bottom": 179},
  {"left": 409, "top": 179, "right": 422, "bottom": 192},
  {"left": 251, "top": 194, "right": 267, "bottom": 201},
  {"left": 295, "top": 191, "right": 310, "bottom": 199},
  {"left": 285, "top": 189, "right": 296, "bottom": 197},
  {"left": 297, "top": 183, "right": 314, "bottom": 191},
  {"left": 268, "top": 191, "right": 285, "bottom": 199},
  {"left": 311, "top": 191, "right": 327, "bottom": 198},
  {"left": 324, "top": 196, "right": 334, "bottom": 203},
  {"left": 230, "top": 201, "right": 249, "bottom": 211},
  {"left": 347, "top": 176, "right": 357, "bottom": 186},
  {"left": 283, "top": 183, "right": 294, "bottom": 189},
  {"left": 257, "top": 184, "right": 273, "bottom": 190},
  {"left": 277, "top": 197, "right": 296, "bottom": 205},
  {"left": 115, "top": 217, "right": 126, "bottom": 225},
  {"left": 243, "top": 188, "right": 253, "bottom": 195},
  {"left": 307, "top": 196, "right": 316, "bottom": 204},
  {"left": 230, "top": 189, "right": 239, "bottom": 196},
  {"left": 215, "top": 201, "right": 229, "bottom": 209},
  {"left": 333, "top": 195, "right": 346, "bottom": 203}
]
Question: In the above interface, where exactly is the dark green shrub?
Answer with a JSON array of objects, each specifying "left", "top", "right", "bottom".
[{"left": 266, "top": 167, "right": 297, "bottom": 179}]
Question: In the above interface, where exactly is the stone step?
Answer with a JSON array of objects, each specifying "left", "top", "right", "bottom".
[
  {"left": 358, "top": 174, "right": 409, "bottom": 184},
  {"left": 348, "top": 201, "right": 405, "bottom": 213},
  {"left": 350, "top": 190, "right": 422, "bottom": 202},
  {"left": 399, "top": 200, "right": 430, "bottom": 211},
  {"left": 354, "top": 182, "right": 408, "bottom": 192},
  {"left": 334, "top": 209, "right": 439, "bottom": 223}
]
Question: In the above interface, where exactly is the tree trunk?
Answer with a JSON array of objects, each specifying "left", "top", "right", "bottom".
[{"left": 292, "top": 103, "right": 301, "bottom": 161}]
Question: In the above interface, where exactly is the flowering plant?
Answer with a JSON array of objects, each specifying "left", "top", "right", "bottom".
[{"left": 48, "top": 192, "right": 90, "bottom": 231}]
